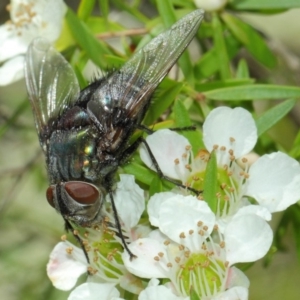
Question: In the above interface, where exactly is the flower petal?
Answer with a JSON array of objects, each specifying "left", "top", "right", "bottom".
[
  {"left": 225, "top": 215, "right": 273, "bottom": 265},
  {"left": 122, "top": 238, "right": 168, "bottom": 278},
  {"left": 158, "top": 195, "right": 215, "bottom": 251},
  {"left": 68, "top": 283, "right": 121, "bottom": 300},
  {"left": 209, "top": 286, "right": 248, "bottom": 300},
  {"left": 203, "top": 107, "right": 257, "bottom": 159},
  {"left": 148, "top": 192, "right": 177, "bottom": 226},
  {"left": 139, "top": 282, "right": 188, "bottom": 300},
  {"left": 114, "top": 175, "right": 145, "bottom": 229},
  {"left": 246, "top": 152, "right": 300, "bottom": 212},
  {"left": 0, "top": 55, "right": 25, "bottom": 85},
  {"left": 234, "top": 205, "right": 272, "bottom": 222},
  {"left": 140, "top": 129, "right": 191, "bottom": 180},
  {"left": 47, "top": 242, "right": 87, "bottom": 291}
]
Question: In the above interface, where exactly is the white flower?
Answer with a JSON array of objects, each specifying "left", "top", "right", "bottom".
[
  {"left": 140, "top": 107, "right": 300, "bottom": 229},
  {"left": 122, "top": 193, "right": 271, "bottom": 299},
  {"left": 194, "top": 0, "right": 227, "bottom": 12},
  {"left": 0, "top": 0, "right": 66, "bottom": 85},
  {"left": 47, "top": 175, "right": 147, "bottom": 294},
  {"left": 68, "top": 283, "right": 123, "bottom": 300}
]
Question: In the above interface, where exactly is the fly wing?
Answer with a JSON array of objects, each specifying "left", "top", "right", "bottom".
[
  {"left": 25, "top": 37, "right": 80, "bottom": 151},
  {"left": 87, "top": 9, "right": 204, "bottom": 126}
]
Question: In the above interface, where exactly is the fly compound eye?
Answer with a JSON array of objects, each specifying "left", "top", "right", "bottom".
[
  {"left": 46, "top": 186, "right": 55, "bottom": 208},
  {"left": 65, "top": 182, "right": 99, "bottom": 205}
]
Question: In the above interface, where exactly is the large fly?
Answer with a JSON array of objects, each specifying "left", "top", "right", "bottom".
[{"left": 24, "top": 9, "right": 204, "bottom": 260}]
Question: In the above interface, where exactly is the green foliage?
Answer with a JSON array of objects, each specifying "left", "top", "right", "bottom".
[{"left": 1, "top": 1, "right": 300, "bottom": 299}]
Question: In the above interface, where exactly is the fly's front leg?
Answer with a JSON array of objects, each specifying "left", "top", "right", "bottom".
[{"left": 64, "top": 219, "right": 90, "bottom": 263}]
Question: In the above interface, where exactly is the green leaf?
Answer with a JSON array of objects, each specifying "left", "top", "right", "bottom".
[
  {"left": 149, "top": 175, "right": 164, "bottom": 196},
  {"left": 123, "top": 161, "right": 154, "bottom": 186},
  {"left": 98, "top": 0, "right": 109, "bottom": 19},
  {"left": 236, "top": 59, "right": 250, "bottom": 79},
  {"left": 212, "top": 13, "right": 231, "bottom": 79},
  {"left": 77, "top": 0, "right": 96, "bottom": 21},
  {"left": 194, "top": 34, "right": 240, "bottom": 80},
  {"left": 255, "top": 99, "right": 296, "bottom": 136},
  {"left": 86, "top": 17, "right": 124, "bottom": 34},
  {"left": 230, "top": 0, "right": 300, "bottom": 10},
  {"left": 204, "top": 84, "right": 300, "bottom": 101},
  {"left": 173, "top": 100, "right": 203, "bottom": 155},
  {"left": 289, "top": 130, "right": 300, "bottom": 159},
  {"left": 222, "top": 13, "right": 276, "bottom": 68},
  {"left": 203, "top": 151, "right": 218, "bottom": 212},
  {"left": 66, "top": 9, "right": 113, "bottom": 69},
  {"left": 111, "top": 0, "right": 149, "bottom": 23},
  {"left": 143, "top": 80, "right": 183, "bottom": 125},
  {"left": 156, "top": 0, "right": 176, "bottom": 27},
  {"left": 196, "top": 78, "right": 254, "bottom": 92}
]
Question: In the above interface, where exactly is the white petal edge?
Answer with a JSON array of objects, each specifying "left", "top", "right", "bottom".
[
  {"left": 148, "top": 192, "right": 178, "bottom": 227},
  {"left": 140, "top": 129, "right": 191, "bottom": 180},
  {"left": 224, "top": 215, "right": 273, "bottom": 265},
  {"left": 68, "top": 283, "right": 121, "bottom": 300},
  {"left": 0, "top": 55, "right": 25, "bottom": 86},
  {"left": 139, "top": 283, "right": 188, "bottom": 300},
  {"left": 209, "top": 286, "right": 248, "bottom": 300},
  {"left": 122, "top": 238, "right": 169, "bottom": 278},
  {"left": 47, "top": 242, "right": 87, "bottom": 291},
  {"left": 203, "top": 107, "right": 257, "bottom": 158},
  {"left": 114, "top": 174, "right": 145, "bottom": 229},
  {"left": 246, "top": 152, "right": 300, "bottom": 212},
  {"left": 158, "top": 195, "right": 215, "bottom": 251}
]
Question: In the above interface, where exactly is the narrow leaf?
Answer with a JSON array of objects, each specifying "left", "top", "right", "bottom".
[
  {"left": 231, "top": 0, "right": 300, "bottom": 10},
  {"left": 203, "top": 151, "right": 218, "bottom": 212},
  {"left": 222, "top": 13, "right": 276, "bottom": 68},
  {"left": 204, "top": 84, "right": 300, "bottom": 101},
  {"left": 255, "top": 99, "right": 296, "bottom": 136},
  {"left": 77, "top": 0, "right": 96, "bottom": 21},
  {"left": 66, "top": 9, "right": 113, "bottom": 69},
  {"left": 212, "top": 13, "right": 231, "bottom": 79}
]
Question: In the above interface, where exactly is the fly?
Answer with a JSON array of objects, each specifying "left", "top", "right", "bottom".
[{"left": 24, "top": 9, "right": 204, "bottom": 260}]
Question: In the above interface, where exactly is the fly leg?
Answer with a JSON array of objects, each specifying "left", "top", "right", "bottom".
[
  {"left": 64, "top": 219, "right": 90, "bottom": 263},
  {"left": 108, "top": 190, "right": 137, "bottom": 260},
  {"left": 121, "top": 135, "right": 201, "bottom": 195}
]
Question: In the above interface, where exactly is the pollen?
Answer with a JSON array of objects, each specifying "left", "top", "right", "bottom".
[
  {"left": 220, "top": 146, "right": 226, "bottom": 151},
  {"left": 220, "top": 241, "right": 225, "bottom": 248},
  {"left": 174, "top": 158, "right": 180, "bottom": 165},
  {"left": 197, "top": 221, "right": 203, "bottom": 227},
  {"left": 229, "top": 137, "right": 235, "bottom": 143},
  {"left": 61, "top": 235, "right": 67, "bottom": 241},
  {"left": 154, "top": 256, "right": 160, "bottom": 261},
  {"left": 87, "top": 266, "right": 98, "bottom": 275},
  {"left": 189, "top": 229, "right": 194, "bottom": 235},
  {"left": 167, "top": 262, "right": 173, "bottom": 268},
  {"left": 158, "top": 252, "right": 164, "bottom": 257},
  {"left": 185, "top": 145, "right": 192, "bottom": 151},
  {"left": 179, "top": 232, "right": 186, "bottom": 238},
  {"left": 213, "top": 144, "right": 219, "bottom": 150},
  {"left": 185, "top": 164, "right": 191, "bottom": 170},
  {"left": 164, "top": 240, "right": 170, "bottom": 246},
  {"left": 175, "top": 257, "right": 181, "bottom": 263},
  {"left": 66, "top": 247, "right": 73, "bottom": 255}
]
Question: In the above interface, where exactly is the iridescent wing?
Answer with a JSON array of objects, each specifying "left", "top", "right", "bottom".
[
  {"left": 87, "top": 9, "right": 204, "bottom": 124},
  {"left": 25, "top": 37, "right": 80, "bottom": 151}
]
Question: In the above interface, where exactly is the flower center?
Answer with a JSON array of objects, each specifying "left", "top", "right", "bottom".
[
  {"left": 178, "top": 252, "right": 225, "bottom": 297},
  {"left": 188, "top": 166, "right": 239, "bottom": 217}
]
